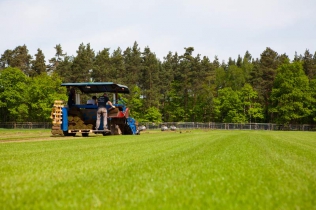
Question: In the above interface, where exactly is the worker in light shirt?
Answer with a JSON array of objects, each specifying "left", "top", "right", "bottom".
[
  {"left": 95, "top": 93, "right": 115, "bottom": 131},
  {"left": 87, "top": 96, "right": 97, "bottom": 105}
]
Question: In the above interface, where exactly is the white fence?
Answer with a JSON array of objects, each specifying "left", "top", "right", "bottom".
[
  {"left": 139, "top": 122, "right": 316, "bottom": 131},
  {"left": 0, "top": 122, "right": 52, "bottom": 129},
  {"left": 0, "top": 122, "right": 315, "bottom": 131}
]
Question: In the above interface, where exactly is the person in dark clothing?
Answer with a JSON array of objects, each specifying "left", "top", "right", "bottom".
[
  {"left": 67, "top": 88, "right": 75, "bottom": 107},
  {"left": 96, "top": 93, "right": 115, "bottom": 131}
]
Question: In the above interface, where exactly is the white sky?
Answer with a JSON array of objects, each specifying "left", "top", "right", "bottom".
[{"left": 1, "top": 0, "right": 315, "bottom": 62}]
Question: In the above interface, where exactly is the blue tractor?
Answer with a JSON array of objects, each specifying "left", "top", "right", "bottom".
[{"left": 51, "top": 82, "right": 139, "bottom": 137}]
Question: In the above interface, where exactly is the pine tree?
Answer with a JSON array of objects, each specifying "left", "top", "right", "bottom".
[
  {"left": 302, "top": 49, "right": 316, "bottom": 80},
  {"left": 93, "top": 48, "right": 111, "bottom": 82},
  {"left": 30, "top": 48, "right": 46, "bottom": 77},
  {"left": 48, "top": 44, "right": 66, "bottom": 74},
  {"left": 123, "top": 41, "right": 142, "bottom": 88},
  {"left": 226, "top": 64, "right": 246, "bottom": 91},
  {"left": 110, "top": 47, "right": 126, "bottom": 84},
  {"left": 160, "top": 52, "right": 177, "bottom": 121},
  {"left": 236, "top": 55, "right": 242, "bottom": 67},
  {"left": 55, "top": 55, "right": 74, "bottom": 82},
  {"left": 122, "top": 42, "right": 143, "bottom": 114},
  {"left": 197, "top": 56, "right": 216, "bottom": 122},
  {"left": 228, "top": 57, "right": 236, "bottom": 66},
  {"left": 140, "top": 46, "right": 160, "bottom": 110},
  {"left": 71, "top": 43, "right": 95, "bottom": 82},
  {"left": 242, "top": 51, "right": 253, "bottom": 83},
  {"left": 0, "top": 49, "right": 13, "bottom": 69},
  {"left": 252, "top": 47, "right": 279, "bottom": 122},
  {"left": 212, "top": 56, "right": 220, "bottom": 69},
  {"left": 177, "top": 47, "right": 195, "bottom": 121}
]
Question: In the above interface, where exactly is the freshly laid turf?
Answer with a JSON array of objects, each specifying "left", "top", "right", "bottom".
[{"left": 0, "top": 129, "right": 315, "bottom": 209}]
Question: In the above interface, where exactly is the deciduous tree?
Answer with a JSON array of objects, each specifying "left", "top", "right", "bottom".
[
  {"left": 215, "top": 87, "right": 245, "bottom": 123},
  {"left": 0, "top": 67, "right": 29, "bottom": 122},
  {"left": 269, "top": 62, "right": 312, "bottom": 124},
  {"left": 28, "top": 73, "right": 67, "bottom": 121},
  {"left": 0, "top": 45, "right": 32, "bottom": 75}
]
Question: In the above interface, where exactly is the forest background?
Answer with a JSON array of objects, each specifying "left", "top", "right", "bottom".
[{"left": 0, "top": 42, "right": 316, "bottom": 125}]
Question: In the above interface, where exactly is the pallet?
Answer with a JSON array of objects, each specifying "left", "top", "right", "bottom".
[
  {"left": 51, "top": 129, "right": 64, "bottom": 136},
  {"left": 68, "top": 129, "right": 93, "bottom": 133},
  {"left": 51, "top": 100, "right": 65, "bottom": 135},
  {"left": 68, "top": 129, "right": 111, "bottom": 134}
]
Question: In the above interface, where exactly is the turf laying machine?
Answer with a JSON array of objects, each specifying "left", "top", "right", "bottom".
[{"left": 51, "top": 82, "right": 139, "bottom": 137}]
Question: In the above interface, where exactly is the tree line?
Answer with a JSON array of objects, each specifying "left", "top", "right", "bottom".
[{"left": 1, "top": 42, "right": 316, "bottom": 124}]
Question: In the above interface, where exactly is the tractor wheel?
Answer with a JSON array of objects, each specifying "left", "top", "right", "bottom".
[
  {"left": 63, "top": 131, "right": 76, "bottom": 136},
  {"left": 102, "top": 132, "right": 111, "bottom": 136},
  {"left": 123, "top": 124, "right": 133, "bottom": 134}
]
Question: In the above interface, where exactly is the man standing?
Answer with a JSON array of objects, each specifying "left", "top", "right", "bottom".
[
  {"left": 67, "top": 88, "right": 75, "bottom": 107},
  {"left": 96, "top": 93, "right": 115, "bottom": 131}
]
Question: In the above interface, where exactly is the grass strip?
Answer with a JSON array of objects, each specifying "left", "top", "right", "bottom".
[{"left": 0, "top": 130, "right": 315, "bottom": 209}]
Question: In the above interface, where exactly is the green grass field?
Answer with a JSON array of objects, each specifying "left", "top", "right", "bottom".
[{"left": 0, "top": 129, "right": 315, "bottom": 209}]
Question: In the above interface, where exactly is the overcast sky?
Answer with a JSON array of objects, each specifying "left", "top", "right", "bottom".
[{"left": 1, "top": 0, "right": 315, "bottom": 62}]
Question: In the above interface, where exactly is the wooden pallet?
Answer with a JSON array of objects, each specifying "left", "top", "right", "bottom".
[
  {"left": 68, "top": 129, "right": 92, "bottom": 133},
  {"left": 51, "top": 100, "right": 65, "bottom": 135}
]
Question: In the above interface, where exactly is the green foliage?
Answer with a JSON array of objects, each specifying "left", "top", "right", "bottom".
[
  {"left": 139, "top": 47, "right": 160, "bottom": 109},
  {"left": 241, "top": 51, "right": 253, "bottom": 82},
  {"left": 0, "top": 67, "right": 29, "bottom": 121},
  {"left": 269, "top": 62, "right": 312, "bottom": 124},
  {"left": 28, "top": 73, "right": 67, "bottom": 121},
  {"left": 55, "top": 55, "right": 73, "bottom": 82},
  {"left": 143, "top": 106, "right": 162, "bottom": 123},
  {"left": 215, "top": 88, "right": 243, "bottom": 122},
  {"left": 92, "top": 48, "right": 111, "bottom": 82},
  {"left": 214, "top": 85, "right": 264, "bottom": 123},
  {"left": 310, "top": 79, "right": 316, "bottom": 122},
  {"left": 163, "top": 81, "right": 186, "bottom": 122},
  {"left": 30, "top": 48, "right": 46, "bottom": 77},
  {"left": 128, "top": 85, "right": 143, "bottom": 121},
  {"left": 215, "top": 66, "right": 226, "bottom": 89},
  {"left": 302, "top": 49, "right": 316, "bottom": 80},
  {"left": 0, "top": 45, "right": 32, "bottom": 75},
  {"left": 110, "top": 47, "right": 126, "bottom": 84},
  {"left": 159, "top": 54, "right": 172, "bottom": 120},
  {"left": 240, "top": 84, "right": 264, "bottom": 123},
  {"left": 48, "top": 44, "right": 66, "bottom": 74},
  {"left": 226, "top": 65, "right": 246, "bottom": 90},
  {"left": 177, "top": 47, "right": 195, "bottom": 121},
  {"left": 70, "top": 43, "right": 95, "bottom": 82},
  {"left": 1, "top": 43, "right": 316, "bottom": 124},
  {"left": 123, "top": 41, "right": 142, "bottom": 87},
  {"left": 0, "top": 67, "right": 66, "bottom": 122}
]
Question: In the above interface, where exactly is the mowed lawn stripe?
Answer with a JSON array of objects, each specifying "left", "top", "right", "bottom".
[
  {"left": 242, "top": 132, "right": 316, "bottom": 209},
  {"left": 252, "top": 132, "right": 316, "bottom": 207},
  {"left": 0, "top": 130, "right": 315, "bottom": 209}
]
